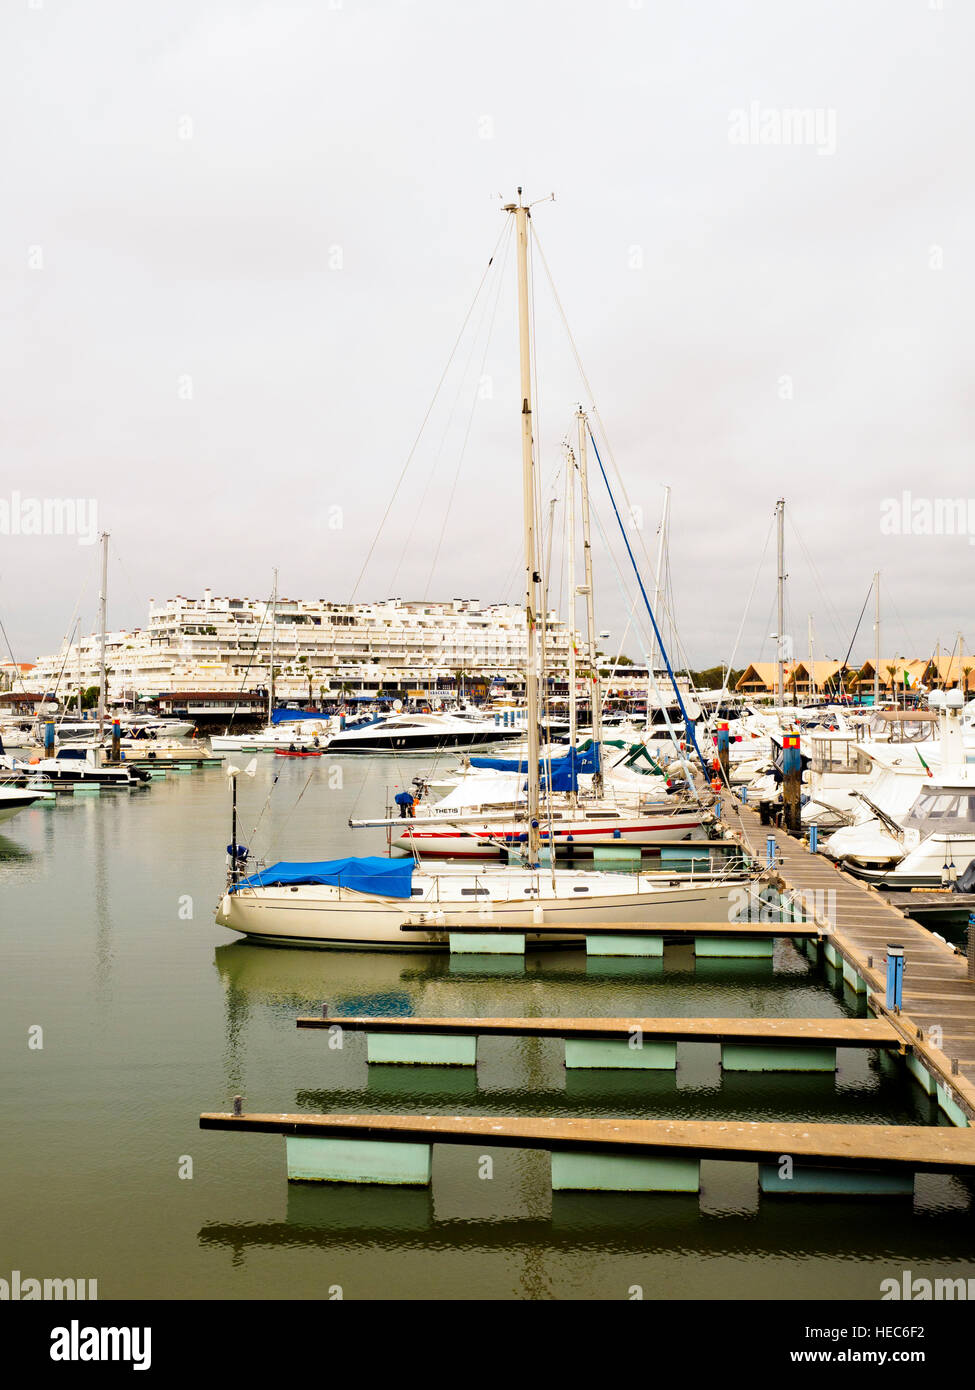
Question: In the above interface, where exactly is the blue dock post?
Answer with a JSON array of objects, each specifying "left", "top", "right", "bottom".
[
  {"left": 44, "top": 720, "right": 55, "bottom": 752},
  {"left": 740, "top": 786, "right": 747, "bottom": 804},
  {"left": 766, "top": 835, "right": 776, "bottom": 867},
  {"left": 716, "top": 721, "right": 730, "bottom": 784},
  {"left": 886, "top": 945, "right": 905, "bottom": 1011},
  {"left": 968, "top": 914, "right": 975, "bottom": 983},
  {"left": 809, "top": 824, "right": 818, "bottom": 855}
]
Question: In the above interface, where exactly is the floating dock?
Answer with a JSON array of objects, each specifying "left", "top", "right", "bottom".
[
  {"left": 199, "top": 1110, "right": 975, "bottom": 1194},
  {"left": 721, "top": 794, "right": 975, "bottom": 1126},
  {"left": 400, "top": 917, "right": 820, "bottom": 958},
  {"left": 296, "top": 1011, "right": 899, "bottom": 1072}
]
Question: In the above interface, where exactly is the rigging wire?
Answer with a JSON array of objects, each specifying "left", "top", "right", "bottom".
[
  {"left": 349, "top": 221, "right": 511, "bottom": 604},
  {"left": 425, "top": 221, "right": 517, "bottom": 597}
]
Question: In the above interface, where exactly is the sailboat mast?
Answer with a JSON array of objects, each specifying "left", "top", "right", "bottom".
[
  {"left": 508, "top": 193, "right": 541, "bottom": 865},
  {"left": 576, "top": 406, "right": 603, "bottom": 794},
  {"left": 269, "top": 568, "right": 278, "bottom": 724},
  {"left": 649, "top": 486, "right": 670, "bottom": 678},
  {"left": 775, "top": 498, "right": 785, "bottom": 703},
  {"left": 873, "top": 571, "right": 880, "bottom": 707},
  {"left": 96, "top": 531, "right": 109, "bottom": 740},
  {"left": 566, "top": 449, "right": 578, "bottom": 794}
]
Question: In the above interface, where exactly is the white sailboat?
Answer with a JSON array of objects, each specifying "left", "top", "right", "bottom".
[{"left": 215, "top": 194, "right": 752, "bottom": 948}]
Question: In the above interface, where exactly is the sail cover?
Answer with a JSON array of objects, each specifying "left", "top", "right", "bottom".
[
  {"left": 271, "top": 708, "right": 329, "bottom": 724},
  {"left": 233, "top": 856, "right": 414, "bottom": 897},
  {"left": 471, "top": 744, "right": 601, "bottom": 776}
]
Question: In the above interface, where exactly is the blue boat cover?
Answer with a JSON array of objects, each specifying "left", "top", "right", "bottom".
[
  {"left": 233, "top": 856, "right": 414, "bottom": 897},
  {"left": 271, "top": 708, "right": 328, "bottom": 724},
  {"left": 471, "top": 744, "right": 601, "bottom": 780}
]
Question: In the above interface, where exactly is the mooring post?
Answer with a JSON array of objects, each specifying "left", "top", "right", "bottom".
[
  {"left": 766, "top": 834, "right": 776, "bottom": 867},
  {"left": 322, "top": 1003, "right": 329, "bottom": 1019},
  {"left": 781, "top": 733, "right": 802, "bottom": 835},
  {"left": 809, "top": 823, "right": 819, "bottom": 854},
  {"left": 44, "top": 720, "right": 55, "bottom": 752},
  {"left": 886, "top": 945, "right": 905, "bottom": 1012},
  {"left": 111, "top": 718, "right": 121, "bottom": 763},
  {"left": 716, "top": 721, "right": 730, "bottom": 783},
  {"left": 968, "top": 914, "right": 975, "bottom": 982},
  {"left": 233, "top": 1095, "right": 243, "bottom": 1116}
]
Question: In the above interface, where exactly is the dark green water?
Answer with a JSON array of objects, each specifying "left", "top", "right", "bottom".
[{"left": 2, "top": 756, "right": 973, "bottom": 1300}]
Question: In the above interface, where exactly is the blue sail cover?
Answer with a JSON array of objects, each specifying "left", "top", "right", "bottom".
[
  {"left": 470, "top": 744, "right": 601, "bottom": 777},
  {"left": 233, "top": 856, "right": 415, "bottom": 897},
  {"left": 271, "top": 708, "right": 329, "bottom": 724}
]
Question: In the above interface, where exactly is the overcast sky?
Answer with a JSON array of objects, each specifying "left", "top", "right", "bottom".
[{"left": 2, "top": 0, "right": 973, "bottom": 673}]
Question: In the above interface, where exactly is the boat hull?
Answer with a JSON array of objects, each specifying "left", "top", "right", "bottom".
[
  {"left": 391, "top": 814, "right": 708, "bottom": 857},
  {"left": 216, "top": 876, "right": 744, "bottom": 949}
]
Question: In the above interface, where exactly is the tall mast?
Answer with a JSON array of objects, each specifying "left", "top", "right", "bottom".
[
  {"left": 566, "top": 448, "right": 578, "bottom": 801},
  {"left": 97, "top": 531, "right": 109, "bottom": 740},
  {"left": 649, "top": 486, "right": 670, "bottom": 681},
  {"left": 269, "top": 568, "right": 278, "bottom": 724},
  {"left": 775, "top": 498, "right": 785, "bottom": 703},
  {"left": 808, "top": 613, "right": 814, "bottom": 704},
  {"left": 575, "top": 407, "right": 602, "bottom": 794},
  {"left": 873, "top": 570, "right": 880, "bottom": 707},
  {"left": 507, "top": 192, "right": 541, "bottom": 865}
]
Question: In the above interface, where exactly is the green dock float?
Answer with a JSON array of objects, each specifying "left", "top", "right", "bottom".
[
  {"left": 823, "top": 940, "right": 840, "bottom": 968},
  {"left": 758, "top": 1164, "right": 914, "bottom": 1197},
  {"left": 842, "top": 958, "right": 867, "bottom": 995},
  {"left": 905, "top": 1052, "right": 935, "bottom": 1094},
  {"left": 585, "top": 934, "right": 663, "bottom": 957},
  {"left": 935, "top": 1081, "right": 969, "bottom": 1128},
  {"left": 722, "top": 1044, "right": 836, "bottom": 1073},
  {"left": 72, "top": 783, "right": 101, "bottom": 795},
  {"left": 366, "top": 1033, "right": 477, "bottom": 1066},
  {"left": 286, "top": 1136, "right": 432, "bottom": 1186},
  {"left": 564, "top": 1039, "right": 676, "bottom": 1070},
  {"left": 592, "top": 845, "right": 642, "bottom": 863},
  {"left": 448, "top": 932, "right": 525, "bottom": 955},
  {"left": 552, "top": 1151, "right": 699, "bottom": 1192},
  {"left": 694, "top": 936, "right": 774, "bottom": 958}
]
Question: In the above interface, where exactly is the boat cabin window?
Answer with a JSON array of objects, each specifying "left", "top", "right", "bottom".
[
  {"left": 55, "top": 748, "right": 89, "bottom": 760},
  {"left": 810, "top": 740, "right": 872, "bottom": 776},
  {"left": 902, "top": 789, "right": 975, "bottom": 834}
]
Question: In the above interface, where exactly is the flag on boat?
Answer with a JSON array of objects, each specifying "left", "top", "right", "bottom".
[{"left": 915, "top": 747, "right": 933, "bottom": 778}]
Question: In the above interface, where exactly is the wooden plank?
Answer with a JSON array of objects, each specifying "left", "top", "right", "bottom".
[
  {"left": 198, "top": 1112, "right": 975, "bottom": 1172},
  {"left": 297, "top": 1015, "right": 899, "bottom": 1045}
]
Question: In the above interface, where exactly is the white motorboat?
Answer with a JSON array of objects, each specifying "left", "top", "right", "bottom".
[
  {"left": 320, "top": 710, "right": 522, "bottom": 753},
  {"left": 210, "top": 721, "right": 330, "bottom": 755},
  {"left": 822, "top": 690, "right": 975, "bottom": 886},
  {"left": 2, "top": 746, "right": 150, "bottom": 788},
  {"left": 0, "top": 785, "right": 44, "bottom": 823}
]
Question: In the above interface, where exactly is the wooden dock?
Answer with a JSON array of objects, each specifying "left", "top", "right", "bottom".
[
  {"left": 297, "top": 1014, "right": 898, "bottom": 1046},
  {"left": 720, "top": 793, "right": 975, "bottom": 1123},
  {"left": 400, "top": 920, "right": 820, "bottom": 937},
  {"left": 199, "top": 1110, "right": 975, "bottom": 1174}
]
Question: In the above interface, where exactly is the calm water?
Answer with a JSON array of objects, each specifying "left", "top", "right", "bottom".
[{"left": 2, "top": 755, "right": 973, "bottom": 1300}]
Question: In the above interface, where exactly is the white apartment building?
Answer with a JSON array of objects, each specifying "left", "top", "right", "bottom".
[{"left": 27, "top": 594, "right": 576, "bottom": 702}]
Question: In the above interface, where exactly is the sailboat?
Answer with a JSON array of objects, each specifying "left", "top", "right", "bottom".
[
  {"left": 215, "top": 193, "right": 753, "bottom": 948},
  {"left": 349, "top": 440, "right": 710, "bottom": 858}
]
